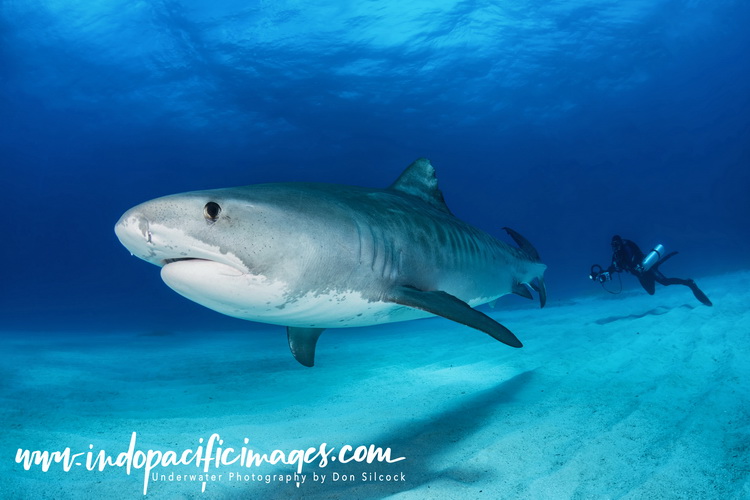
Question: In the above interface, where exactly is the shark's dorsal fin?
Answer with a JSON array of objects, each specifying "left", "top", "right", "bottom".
[
  {"left": 389, "top": 158, "right": 452, "bottom": 214},
  {"left": 287, "top": 327, "right": 326, "bottom": 367}
]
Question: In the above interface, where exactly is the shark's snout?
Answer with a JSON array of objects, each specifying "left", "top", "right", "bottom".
[
  {"left": 115, "top": 201, "right": 251, "bottom": 273},
  {"left": 115, "top": 210, "right": 157, "bottom": 263}
]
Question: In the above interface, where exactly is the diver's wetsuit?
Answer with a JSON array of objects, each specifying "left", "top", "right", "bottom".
[{"left": 607, "top": 236, "right": 712, "bottom": 306}]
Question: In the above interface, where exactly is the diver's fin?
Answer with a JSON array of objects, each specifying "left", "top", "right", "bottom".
[
  {"left": 386, "top": 285, "right": 523, "bottom": 348},
  {"left": 687, "top": 280, "right": 713, "bottom": 307},
  {"left": 502, "top": 227, "right": 542, "bottom": 262},
  {"left": 287, "top": 327, "right": 326, "bottom": 367},
  {"left": 512, "top": 282, "right": 534, "bottom": 300},
  {"left": 388, "top": 158, "right": 452, "bottom": 214},
  {"left": 530, "top": 277, "right": 547, "bottom": 308}
]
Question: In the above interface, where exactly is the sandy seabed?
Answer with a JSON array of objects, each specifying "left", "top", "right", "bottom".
[{"left": 2, "top": 271, "right": 749, "bottom": 499}]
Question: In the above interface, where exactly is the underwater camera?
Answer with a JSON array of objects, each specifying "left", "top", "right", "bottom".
[
  {"left": 589, "top": 264, "right": 611, "bottom": 283},
  {"left": 589, "top": 263, "right": 621, "bottom": 294}
]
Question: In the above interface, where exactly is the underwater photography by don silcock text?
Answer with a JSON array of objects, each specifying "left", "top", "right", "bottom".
[{"left": 2, "top": 1, "right": 749, "bottom": 499}]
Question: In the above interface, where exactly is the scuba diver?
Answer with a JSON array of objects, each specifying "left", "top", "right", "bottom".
[{"left": 589, "top": 235, "right": 712, "bottom": 306}]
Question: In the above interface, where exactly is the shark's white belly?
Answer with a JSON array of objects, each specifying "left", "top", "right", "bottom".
[{"left": 160, "top": 259, "right": 440, "bottom": 328}]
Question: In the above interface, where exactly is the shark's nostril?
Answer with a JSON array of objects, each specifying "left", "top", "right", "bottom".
[{"left": 137, "top": 217, "right": 150, "bottom": 240}]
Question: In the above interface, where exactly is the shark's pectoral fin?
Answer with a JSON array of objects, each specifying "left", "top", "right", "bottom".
[
  {"left": 386, "top": 286, "right": 523, "bottom": 348},
  {"left": 286, "top": 327, "right": 326, "bottom": 367}
]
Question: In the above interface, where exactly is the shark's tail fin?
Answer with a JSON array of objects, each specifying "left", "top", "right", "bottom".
[{"left": 503, "top": 227, "right": 547, "bottom": 308}]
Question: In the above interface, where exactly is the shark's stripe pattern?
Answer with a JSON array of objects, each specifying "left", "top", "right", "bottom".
[{"left": 115, "top": 158, "right": 547, "bottom": 366}]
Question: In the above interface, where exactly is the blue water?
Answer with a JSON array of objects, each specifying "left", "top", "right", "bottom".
[
  {"left": 2, "top": 1, "right": 749, "bottom": 498},
  {"left": 2, "top": 0, "right": 748, "bottom": 331}
]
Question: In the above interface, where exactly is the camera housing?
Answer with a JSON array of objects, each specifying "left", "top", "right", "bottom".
[{"left": 589, "top": 264, "right": 612, "bottom": 283}]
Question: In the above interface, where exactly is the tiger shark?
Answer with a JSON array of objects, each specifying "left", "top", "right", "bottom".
[{"left": 114, "top": 158, "right": 546, "bottom": 367}]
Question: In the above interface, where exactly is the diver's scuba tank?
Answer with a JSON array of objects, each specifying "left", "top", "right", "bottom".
[{"left": 638, "top": 244, "right": 665, "bottom": 273}]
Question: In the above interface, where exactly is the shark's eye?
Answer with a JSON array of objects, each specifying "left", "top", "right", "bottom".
[{"left": 204, "top": 202, "right": 221, "bottom": 222}]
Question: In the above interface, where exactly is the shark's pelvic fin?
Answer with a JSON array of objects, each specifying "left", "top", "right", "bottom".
[
  {"left": 512, "top": 282, "right": 534, "bottom": 300},
  {"left": 386, "top": 285, "right": 523, "bottom": 348},
  {"left": 287, "top": 327, "right": 326, "bottom": 367},
  {"left": 388, "top": 158, "right": 452, "bottom": 215},
  {"left": 503, "top": 226, "right": 547, "bottom": 308}
]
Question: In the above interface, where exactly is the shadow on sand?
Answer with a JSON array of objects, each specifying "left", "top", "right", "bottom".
[
  {"left": 230, "top": 370, "right": 534, "bottom": 499},
  {"left": 594, "top": 304, "right": 695, "bottom": 325}
]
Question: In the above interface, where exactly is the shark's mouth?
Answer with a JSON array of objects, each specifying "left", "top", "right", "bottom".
[
  {"left": 160, "top": 257, "right": 246, "bottom": 277},
  {"left": 162, "top": 257, "right": 203, "bottom": 266}
]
